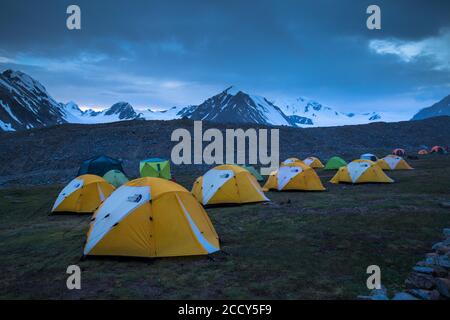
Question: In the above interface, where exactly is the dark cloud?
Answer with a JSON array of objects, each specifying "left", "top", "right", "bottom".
[{"left": 0, "top": 0, "right": 449, "bottom": 114}]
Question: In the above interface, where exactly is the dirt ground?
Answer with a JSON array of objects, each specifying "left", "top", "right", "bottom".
[{"left": 0, "top": 156, "right": 449, "bottom": 299}]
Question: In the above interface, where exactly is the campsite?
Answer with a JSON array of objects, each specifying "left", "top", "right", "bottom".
[{"left": 0, "top": 117, "right": 449, "bottom": 299}]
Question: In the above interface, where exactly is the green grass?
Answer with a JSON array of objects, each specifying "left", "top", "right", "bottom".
[{"left": 0, "top": 157, "right": 449, "bottom": 299}]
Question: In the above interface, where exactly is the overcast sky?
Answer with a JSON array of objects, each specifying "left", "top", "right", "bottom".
[{"left": 0, "top": 0, "right": 449, "bottom": 118}]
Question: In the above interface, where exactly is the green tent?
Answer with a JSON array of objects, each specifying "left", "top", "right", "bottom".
[
  {"left": 103, "top": 170, "right": 129, "bottom": 188},
  {"left": 324, "top": 156, "right": 347, "bottom": 170},
  {"left": 240, "top": 165, "right": 263, "bottom": 181},
  {"left": 140, "top": 158, "right": 171, "bottom": 179}
]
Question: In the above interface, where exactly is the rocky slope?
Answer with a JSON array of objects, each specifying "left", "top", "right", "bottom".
[
  {"left": 0, "top": 70, "right": 66, "bottom": 131},
  {"left": 0, "top": 116, "right": 448, "bottom": 186},
  {"left": 412, "top": 94, "right": 450, "bottom": 120},
  {"left": 1, "top": 70, "right": 404, "bottom": 131}
]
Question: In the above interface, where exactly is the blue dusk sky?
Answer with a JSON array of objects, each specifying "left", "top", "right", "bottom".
[{"left": 0, "top": 0, "right": 449, "bottom": 118}]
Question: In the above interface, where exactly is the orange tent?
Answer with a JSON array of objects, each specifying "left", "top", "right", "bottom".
[{"left": 430, "top": 146, "right": 445, "bottom": 154}]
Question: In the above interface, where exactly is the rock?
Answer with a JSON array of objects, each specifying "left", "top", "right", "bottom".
[
  {"left": 437, "top": 256, "right": 450, "bottom": 269},
  {"left": 356, "top": 295, "right": 373, "bottom": 300},
  {"left": 405, "top": 272, "right": 435, "bottom": 290},
  {"left": 393, "top": 292, "right": 419, "bottom": 300},
  {"left": 370, "top": 294, "right": 389, "bottom": 300},
  {"left": 437, "top": 246, "right": 450, "bottom": 255},
  {"left": 413, "top": 266, "right": 434, "bottom": 274},
  {"left": 407, "top": 289, "right": 440, "bottom": 300},
  {"left": 424, "top": 255, "right": 450, "bottom": 269},
  {"left": 443, "top": 228, "right": 450, "bottom": 237},
  {"left": 370, "top": 286, "right": 388, "bottom": 300},
  {"left": 432, "top": 242, "right": 445, "bottom": 250},
  {"left": 435, "top": 278, "right": 450, "bottom": 298},
  {"left": 357, "top": 286, "right": 388, "bottom": 300},
  {"left": 432, "top": 266, "right": 449, "bottom": 278}
]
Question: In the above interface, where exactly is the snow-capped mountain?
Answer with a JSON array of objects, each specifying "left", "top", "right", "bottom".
[
  {"left": 275, "top": 97, "right": 383, "bottom": 127},
  {"left": 59, "top": 102, "right": 184, "bottom": 123},
  {"left": 411, "top": 94, "right": 450, "bottom": 120},
  {"left": 138, "top": 106, "right": 184, "bottom": 121},
  {"left": 0, "top": 69, "right": 398, "bottom": 132},
  {"left": 62, "top": 101, "right": 144, "bottom": 124},
  {"left": 0, "top": 69, "right": 66, "bottom": 131},
  {"left": 177, "top": 86, "right": 293, "bottom": 126}
]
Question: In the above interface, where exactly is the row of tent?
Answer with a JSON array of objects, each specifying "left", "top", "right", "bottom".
[
  {"left": 76, "top": 145, "right": 444, "bottom": 188},
  {"left": 77, "top": 156, "right": 172, "bottom": 188},
  {"left": 50, "top": 151, "right": 420, "bottom": 260},
  {"left": 393, "top": 146, "right": 448, "bottom": 156}
]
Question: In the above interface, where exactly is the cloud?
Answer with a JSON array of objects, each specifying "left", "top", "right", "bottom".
[
  {"left": 369, "top": 28, "right": 450, "bottom": 71},
  {"left": 0, "top": 51, "right": 109, "bottom": 73},
  {"left": 0, "top": 56, "right": 16, "bottom": 64}
]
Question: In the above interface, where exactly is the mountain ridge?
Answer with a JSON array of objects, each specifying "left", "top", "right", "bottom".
[
  {"left": 1, "top": 69, "right": 445, "bottom": 131},
  {"left": 411, "top": 94, "right": 450, "bottom": 120}
]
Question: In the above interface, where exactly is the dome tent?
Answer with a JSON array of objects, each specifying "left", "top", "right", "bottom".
[
  {"left": 140, "top": 158, "right": 171, "bottom": 180},
  {"left": 78, "top": 155, "right": 125, "bottom": 177},
  {"left": 51, "top": 175, "right": 115, "bottom": 214},
  {"left": 324, "top": 156, "right": 347, "bottom": 170},
  {"left": 330, "top": 160, "right": 394, "bottom": 184},
  {"left": 377, "top": 155, "right": 413, "bottom": 170},
  {"left": 303, "top": 156, "right": 324, "bottom": 168},
  {"left": 392, "top": 148, "right": 406, "bottom": 157},
  {"left": 430, "top": 146, "right": 446, "bottom": 154},
  {"left": 360, "top": 153, "right": 378, "bottom": 162},
  {"left": 263, "top": 161, "right": 325, "bottom": 191},
  {"left": 103, "top": 170, "right": 129, "bottom": 188},
  {"left": 418, "top": 149, "right": 428, "bottom": 155},
  {"left": 84, "top": 178, "right": 219, "bottom": 258},
  {"left": 192, "top": 164, "right": 269, "bottom": 206},
  {"left": 281, "top": 158, "right": 305, "bottom": 166}
]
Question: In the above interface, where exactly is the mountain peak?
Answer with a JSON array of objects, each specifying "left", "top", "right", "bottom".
[
  {"left": 223, "top": 86, "right": 245, "bottom": 96},
  {"left": 104, "top": 102, "right": 139, "bottom": 119},
  {"left": 412, "top": 94, "right": 450, "bottom": 120},
  {"left": 1, "top": 69, "right": 47, "bottom": 94}
]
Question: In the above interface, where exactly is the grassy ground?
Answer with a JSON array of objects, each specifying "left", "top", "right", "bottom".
[{"left": 0, "top": 156, "right": 449, "bottom": 299}]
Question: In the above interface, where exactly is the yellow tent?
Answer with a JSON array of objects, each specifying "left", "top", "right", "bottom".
[
  {"left": 51, "top": 174, "right": 115, "bottom": 214},
  {"left": 263, "top": 161, "right": 325, "bottom": 191},
  {"left": 281, "top": 157, "right": 305, "bottom": 166},
  {"left": 84, "top": 177, "right": 220, "bottom": 258},
  {"left": 330, "top": 159, "right": 394, "bottom": 184},
  {"left": 376, "top": 155, "right": 413, "bottom": 170},
  {"left": 303, "top": 156, "right": 324, "bottom": 168},
  {"left": 192, "top": 164, "right": 269, "bottom": 205}
]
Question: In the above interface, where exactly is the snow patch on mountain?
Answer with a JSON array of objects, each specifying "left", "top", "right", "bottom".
[
  {"left": 0, "top": 69, "right": 417, "bottom": 132},
  {"left": 177, "top": 86, "right": 292, "bottom": 126},
  {"left": 275, "top": 97, "right": 384, "bottom": 127}
]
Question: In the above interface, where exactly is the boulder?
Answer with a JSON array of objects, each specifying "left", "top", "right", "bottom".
[
  {"left": 405, "top": 272, "right": 435, "bottom": 290},
  {"left": 357, "top": 286, "right": 389, "bottom": 300},
  {"left": 437, "top": 256, "right": 450, "bottom": 269},
  {"left": 392, "top": 292, "right": 419, "bottom": 300},
  {"left": 432, "top": 266, "right": 449, "bottom": 278},
  {"left": 424, "top": 255, "right": 450, "bottom": 269},
  {"left": 407, "top": 289, "right": 440, "bottom": 300},
  {"left": 413, "top": 266, "right": 434, "bottom": 274},
  {"left": 435, "top": 278, "right": 450, "bottom": 298},
  {"left": 443, "top": 228, "right": 450, "bottom": 237},
  {"left": 432, "top": 242, "right": 445, "bottom": 251},
  {"left": 437, "top": 246, "right": 450, "bottom": 255}
]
